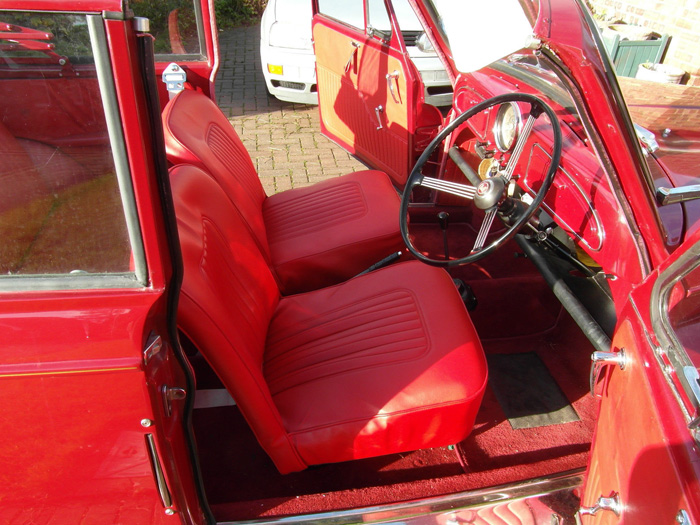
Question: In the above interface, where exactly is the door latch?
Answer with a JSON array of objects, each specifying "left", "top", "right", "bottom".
[
  {"left": 162, "top": 385, "right": 187, "bottom": 417},
  {"left": 162, "top": 62, "right": 187, "bottom": 99},
  {"left": 590, "top": 348, "right": 626, "bottom": 397},
  {"left": 143, "top": 335, "right": 163, "bottom": 366},
  {"left": 579, "top": 492, "right": 622, "bottom": 517}
]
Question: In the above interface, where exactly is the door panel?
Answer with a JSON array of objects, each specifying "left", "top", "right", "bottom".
[
  {"left": 582, "top": 316, "right": 694, "bottom": 523},
  {"left": 0, "top": 297, "right": 174, "bottom": 523},
  {"left": 314, "top": 10, "right": 418, "bottom": 186},
  {"left": 581, "top": 233, "right": 700, "bottom": 523}
]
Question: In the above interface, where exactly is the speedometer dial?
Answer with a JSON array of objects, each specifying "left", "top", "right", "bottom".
[{"left": 494, "top": 102, "right": 522, "bottom": 152}]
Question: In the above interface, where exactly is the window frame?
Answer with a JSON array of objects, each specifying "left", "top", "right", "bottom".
[{"left": 0, "top": 13, "right": 148, "bottom": 292}]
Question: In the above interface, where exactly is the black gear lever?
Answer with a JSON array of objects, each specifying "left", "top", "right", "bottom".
[{"left": 437, "top": 211, "right": 449, "bottom": 261}]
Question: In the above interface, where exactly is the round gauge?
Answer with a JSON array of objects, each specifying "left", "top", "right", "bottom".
[{"left": 493, "top": 102, "right": 522, "bottom": 152}]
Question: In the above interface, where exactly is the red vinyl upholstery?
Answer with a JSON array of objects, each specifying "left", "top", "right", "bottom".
[
  {"left": 171, "top": 164, "right": 488, "bottom": 473},
  {"left": 162, "top": 90, "right": 404, "bottom": 294}
]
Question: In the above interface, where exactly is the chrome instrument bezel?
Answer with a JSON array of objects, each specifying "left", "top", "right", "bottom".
[{"left": 493, "top": 101, "right": 522, "bottom": 152}]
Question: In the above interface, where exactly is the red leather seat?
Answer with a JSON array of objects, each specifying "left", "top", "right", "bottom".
[
  {"left": 171, "top": 164, "right": 488, "bottom": 473},
  {"left": 162, "top": 90, "right": 403, "bottom": 294}
]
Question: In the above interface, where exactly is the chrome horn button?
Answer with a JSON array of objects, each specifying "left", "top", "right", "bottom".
[{"left": 473, "top": 176, "right": 506, "bottom": 210}]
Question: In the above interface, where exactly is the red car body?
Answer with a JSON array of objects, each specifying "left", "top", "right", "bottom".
[{"left": 1, "top": 0, "right": 699, "bottom": 523}]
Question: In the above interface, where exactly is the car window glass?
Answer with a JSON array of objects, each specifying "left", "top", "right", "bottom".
[
  {"left": 0, "top": 13, "right": 136, "bottom": 285},
  {"left": 317, "top": 0, "right": 364, "bottom": 30},
  {"left": 131, "top": 0, "right": 205, "bottom": 59}
]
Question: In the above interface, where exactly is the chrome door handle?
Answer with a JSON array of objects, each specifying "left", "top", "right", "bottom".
[
  {"left": 374, "top": 105, "right": 384, "bottom": 130},
  {"left": 345, "top": 41, "right": 361, "bottom": 73},
  {"left": 386, "top": 70, "right": 400, "bottom": 103},
  {"left": 589, "top": 349, "right": 626, "bottom": 397},
  {"left": 579, "top": 492, "right": 622, "bottom": 517}
]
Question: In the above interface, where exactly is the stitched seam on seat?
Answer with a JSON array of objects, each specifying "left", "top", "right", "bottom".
[
  {"left": 266, "top": 290, "right": 419, "bottom": 350},
  {"left": 266, "top": 307, "right": 421, "bottom": 370},
  {"left": 265, "top": 289, "right": 430, "bottom": 394},
  {"left": 265, "top": 181, "right": 368, "bottom": 241},
  {"left": 206, "top": 122, "right": 262, "bottom": 200}
]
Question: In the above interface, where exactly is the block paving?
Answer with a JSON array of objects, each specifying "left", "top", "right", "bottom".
[{"left": 215, "top": 24, "right": 364, "bottom": 195}]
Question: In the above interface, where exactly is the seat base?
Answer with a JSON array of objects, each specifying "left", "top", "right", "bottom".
[
  {"left": 265, "top": 261, "right": 488, "bottom": 469},
  {"left": 264, "top": 170, "right": 404, "bottom": 294}
]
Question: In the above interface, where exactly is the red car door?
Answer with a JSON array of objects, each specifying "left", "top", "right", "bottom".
[
  {"left": 580, "top": 228, "right": 700, "bottom": 523},
  {"left": 0, "top": 5, "right": 206, "bottom": 522},
  {"left": 312, "top": 0, "right": 432, "bottom": 186}
]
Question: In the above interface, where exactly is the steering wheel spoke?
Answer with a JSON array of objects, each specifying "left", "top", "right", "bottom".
[
  {"left": 503, "top": 112, "right": 538, "bottom": 183},
  {"left": 400, "top": 93, "right": 562, "bottom": 267},
  {"left": 419, "top": 175, "right": 476, "bottom": 200},
  {"left": 472, "top": 208, "right": 498, "bottom": 253}
]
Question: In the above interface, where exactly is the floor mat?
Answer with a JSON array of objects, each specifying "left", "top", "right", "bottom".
[
  {"left": 486, "top": 352, "right": 579, "bottom": 429},
  {"left": 456, "top": 319, "right": 595, "bottom": 482}
]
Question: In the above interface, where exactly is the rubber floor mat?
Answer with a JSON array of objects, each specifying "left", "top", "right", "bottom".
[{"left": 486, "top": 352, "right": 579, "bottom": 429}]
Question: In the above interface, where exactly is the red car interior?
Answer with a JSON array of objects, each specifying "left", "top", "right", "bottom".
[
  {"left": 169, "top": 163, "right": 488, "bottom": 473},
  {"left": 5, "top": 1, "right": 700, "bottom": 522},
  {"left": 161, "top": 90, "right": 405, "bottom": 294}
]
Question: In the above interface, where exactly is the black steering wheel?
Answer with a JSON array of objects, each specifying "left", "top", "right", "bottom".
[{"left": 400, "top": 93, "right": 562, "bottom": 266}]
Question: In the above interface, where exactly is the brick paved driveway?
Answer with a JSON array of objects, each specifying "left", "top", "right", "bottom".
[{"left": 215, "top": 25, "right": 364, "bottom": 195}]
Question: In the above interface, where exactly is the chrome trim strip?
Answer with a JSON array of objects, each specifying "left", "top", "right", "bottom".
[
  {"left": 649, "top": 237, "right": 700, "bottom": 435},
  {"left": 0, "top": 273, "right": 142, "bottom": 292},
  {"left": 218, "top": 469, "right": 584, "bottom": 524},
  {"left": 145, "top": 433, "right": 173, "bottom": 510},
  {"left": 523, "top": 143, "right": 605, "bottom": 252},
  {"left": 88, "top": 15, "right": 148, "bottom": 286}
]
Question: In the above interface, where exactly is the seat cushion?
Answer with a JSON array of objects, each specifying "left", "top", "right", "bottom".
[
  {"left": 263, "top": 170, "right": 404, "bottom": 294},
  {"left": 265, "top": 261, "right": 488, "bottom": 467}
]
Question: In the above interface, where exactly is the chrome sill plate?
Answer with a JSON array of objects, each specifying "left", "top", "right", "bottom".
[{"left": 219, "top": 468, "right": 584, "bottom": 525}]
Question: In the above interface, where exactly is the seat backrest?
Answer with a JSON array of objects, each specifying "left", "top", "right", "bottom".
[
  {"left": 162, "top": 90, "right": 271, "bottom": 260},
  {"left": 170, "top": 163, "right": 306, "bottom": 473}
]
